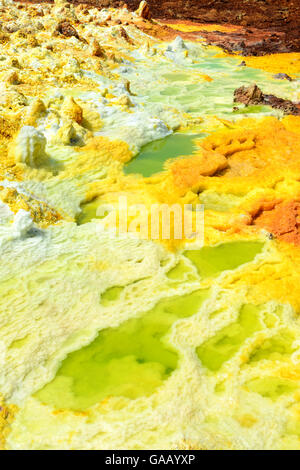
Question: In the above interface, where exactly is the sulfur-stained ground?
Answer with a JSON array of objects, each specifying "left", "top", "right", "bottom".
[{"left": 1, "top": 0, "right": 300, "bottom": 450}]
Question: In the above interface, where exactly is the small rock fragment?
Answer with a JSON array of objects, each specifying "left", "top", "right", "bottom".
[
  {"left": 124, "top": 79, "right": 134, "bottom": 95},
  {"left": 116, "top": 94, "right": 133, "bottom": 107},
  {"left": 25, "top": 98, "right": 46, "bottom": 126},
  {"left": 234, "top": 83, "right": 300, "bottom": 115},
  {"left": 27, "top": 35, "right": 39, "bottom": 47},
  {"left": 167, "top": 36, "right": 187, "bottom": 53},
  {"left": 0, "top": 85, "right": 27, "bottom": 107},
  {"left": 56, "top": 21, "right": 79, "bottom": 39},
  {"left": 119, "top": 26, "right": 134, "bottom": 44},
  {"left": 9, "top": 58, "right": 21, "bottom": 69},
  {"left": 136, "top": 1, "right": 151, "bottom": 20},
  {"left": 273, "top": 73, "right": 293, "bottom": 81},
  {"left": 62, "top": 97, "right": 83, "bottom": 124},
  {"left": 89, "top": 38, "right": 105, "bottom": 58},
  {"left": 3, "top": 22, "right": 19, "bottom": 33},
  {"left": 55, "top": 121, "right": 86, "bottom": 146},
  {"left": 5, "top": 70, "right": 19, "bottom": 85},
  {"left": 234, "top": 84, "right": 263, "bottom": 106}
]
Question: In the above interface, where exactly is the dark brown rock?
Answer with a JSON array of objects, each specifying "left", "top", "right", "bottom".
[
  {"left": 56, "top": 20, "right": 79, "bottom": 39},
  {"left": 234, "top": 84, "right": 300, "bottom": 116},
  {"left": 13, "top": 0, "right": 300, "bottom": 53},
  {"left": 273, "top": 73, "right": 293, "bottom": 82},
  {"left": 234, "top": 84, "right": 264, "bottom": 106},
  {"left": 136, "top": 1, "right": 151, "bottom": 20}
]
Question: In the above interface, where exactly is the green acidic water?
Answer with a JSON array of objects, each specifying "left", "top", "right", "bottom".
[
  {"left": 197, "top": 304, "right": 262, "bottom": 371},
  {"left": 162, "top": 72, "right": 191, "bottom": 82},
  {"left": 35, "top": 289, "right": 209, "bottom": 411},
  {"left": 247, "top": 330, "right": 295, "bottom": 364},
  {"left": 245, "top": 377, "right": 298, "bottom": 399},
  {"left": 128, "top": 50, "right": 295, "bottom": 118},
  {"left": 184, "top": 241, "right": 263, "bottom": 278},
  {"left": 124, "top": 133, "right": 203, "bottom": 177},
  {"left": 101, "top": 286, "right": 124, "bottom": 305},
  {"left": 76, "top": 197, "right": 108, "bottom": 225},
  {"left": 166, "top": 260, "right": 195, "bottom": 281}
]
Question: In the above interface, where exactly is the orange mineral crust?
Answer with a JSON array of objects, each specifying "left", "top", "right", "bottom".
[
  {"left": 170, "top": 117, "right": 300, "bottom": 195},
  {"left": 254, "top": 200, "right": 300, "bottom": 246}
]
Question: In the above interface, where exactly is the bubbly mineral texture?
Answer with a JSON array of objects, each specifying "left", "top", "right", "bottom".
[
  {"left": 1, "top": 0, "right": 300, "bottom": 451},
  {"left": 253, "top": 201, "right": 300, "bottom": 246}
]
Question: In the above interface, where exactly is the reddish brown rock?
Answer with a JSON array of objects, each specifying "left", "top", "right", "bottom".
[
  {"left": 274, "top": 73, "right": 293, "bottom": 82},
  {"left": 119, "top": 26, "right": 134, "bottom": 44},
  {"left": 136, "top": 1, "right": 151, "bottom": 20},
  {"left": 89, "top": 38, "right": 105, "bottom": 57},
  {"left": 254, "top": 201, "right": 300, "bottom": 246},
  {"left": 234, "top": 84, "right": 300, "bottom": 116},
  {"left": 14, "top": 0, "right": 300, "bottom": 53},
  {"left": 234, "top": 84, "right": 263, "bottom": 106},
  {"left": 55, "top": 20, "right": 79, "bottom": 39}
]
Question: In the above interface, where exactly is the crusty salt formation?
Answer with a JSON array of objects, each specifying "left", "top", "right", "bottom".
[{"left": 12, "top": 126, "right": 47, "bottom": 168}]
